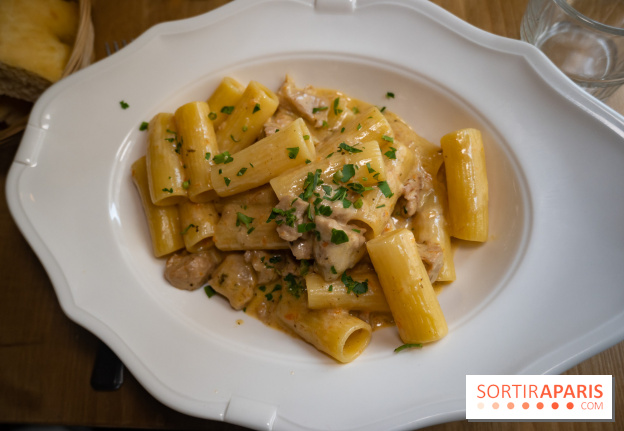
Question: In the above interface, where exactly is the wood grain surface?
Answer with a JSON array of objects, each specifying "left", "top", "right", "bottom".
[{"left": 1, "top": 1, "right": 622, "bottom": 430}]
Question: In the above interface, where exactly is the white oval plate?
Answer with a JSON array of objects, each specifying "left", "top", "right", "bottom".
[{"left": 6, "top": 1, "right": 624, "bottom": 430}]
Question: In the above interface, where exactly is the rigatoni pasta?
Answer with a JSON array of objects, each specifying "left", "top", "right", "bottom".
[{"left": 131, "top": 75, "right": 490, "bottom": 363}]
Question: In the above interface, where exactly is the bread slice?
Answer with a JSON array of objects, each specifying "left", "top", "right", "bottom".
[{"left": 0, "top": 0, "right": 79, "bottom": 102}]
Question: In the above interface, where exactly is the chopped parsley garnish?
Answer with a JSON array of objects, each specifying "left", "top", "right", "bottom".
[
  {"left": 204, "top": 285, "right": 216, "bottom": 298},
  {"left": 317, "top": 205, "right": 332, "bottom": 217},
  {"left": 382, "top": 135, "right": 394, "bottom": 143},
  {"left": 252, "top": 103, "right": 261, "bottom": 113},
  {"left": 330, "top": 229, "right": 349, "bottom": 245},
  {"left": 267, "top": 207, "right": 297, "bottom": 227},
  {"left": 328, "top": 285, "right": 333, "bottom": 292},
  {"left": 297, "top": 222, "right": 316, "bottom": 233},
  {"left": 356, "top": 123, "right": 362, "bottom": 130},
  {"left": 342, "top": 198, "right": 352, "bottom": 209},
  {"left": 353, "top": 198, "right": 363, "bottom": 209},
  {"left": 287, "top": 147, "right": 300, "bottom": 159},
  {"left": 181, "top": 223, "right": 197, "bottom": 234},
  {"left": 305, "top": 159, "right": 311, "bottom": 164},
  {"left": 327, "top": 186, "right": 348, "bottom": 202},
  {"left": 376, "top": 204, "right": 386, "bottom": 208},
  {"left": 384, "top": 147, "right": 397, "bottom": 159},
  {"left": 299, "top": 169, "right": 323, "bottom": 200},
  {"left": 352, "top": 106, "right": 360, "bottom": 114},
  {"left": 230, "top": 134, "right": 239, "bottom": 142},
  {"left": 347, "top": 183, "right": 374, "bottom": 194},
  {"left": 220, "top": 106, "right": 234, "bottom": 114},
  {"left": 299, "top": 259, "right": 311, "bottom": 276},
  {"left": 237, "top": 167, "right": 247, "bottom": 176},
  {"left": 120, "top": 100, "right": 129, "bottom": 109},
  {"left": 312, "top": 106, "right": 328, "bottom": 114},
  {"left": 380, "top": 106, "right": 386, "bottom": 113},
  {"left": 333, "top": 97, "right": 343, "bottom": 115},
  {"left": 338, "top": 142, "right": 362, "bottom": 154},
  {"left": 340, "top": 127, "right": 345, "bottom": 133},
  {"left": 341, "top": 272, "right": 369, "bottom": 295},
  {"left": 284, "top": 273, "right": 304, "bottom": 298},
  {"left": 339, "top": 164, "right": 355, "bottom": 182},
  {"left": 321, "top": 185, "right": 332, "bottom": 196},
  {"left": 213, "top": 151, "right": 234, "bottom": 164},
  {"left": 162, "top": 187, "right": 173, "bottom": 193},
  {"left": 303, "top": 134, "right": 310, "bottom": 140},
  {"left": 366, "top": 162, "right": 375, "bottom": 173},
  {"left": 208, "top": 112, "right": 217, "bottom": 120},
  {"left": 386, "top": 92, "right": 395, "bottom": 99},
  {"left": 330, "top": 266, "right": 337, "bottom": 274},
  {"left": 205, "top": 152, "right": 211, "bottom": 160},
  {"left": 377, "top": 181, "right": 394, "bottom": 198},
  {"left": 139, "top": 121, "right": 148, "bottom": 131},
  {"left": 394, "top": 343, "right": 423, "bottom": 353},
  {"left": 182, "top": 180, "right": 190, "bottom": 189},
  {"left": 236, "top": 212, "right": 254, "bottom": 233},
  {"left": 224, "top": 177, "right": 231, "bottom": 186}
]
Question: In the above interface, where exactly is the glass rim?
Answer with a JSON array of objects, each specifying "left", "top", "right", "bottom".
[{"left": 553, "top": 0, "right": 624, "bottom": 36}]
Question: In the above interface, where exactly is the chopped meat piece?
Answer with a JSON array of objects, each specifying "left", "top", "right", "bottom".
[
  {"left": 274, "top": 196, "right": 309, "bottom": 242},
  {"left": 164, "top": 248, "right": 223, "bottom": 291},
  {"left": 313, "top": 216, "right": 366, "bottom": 280},
  {"left": 244, "top": 250, "right": 298, "bottom": 284},
  {"left": 278, "top": 75, "right": 330, "bottom": 128},
  {"left": 208, "top": 254, "right": 256, "bottom": 310},
  {"left": 417, "top": 242, "right": 444, "bottom": 283},
  {"left": 402, "top": 159, "right": 434, "bottom": 217},
  {"left": 290, "top": 236, "right": 313, "bottom": 260},
  {"left": 264, "top": 108, "right": 297, "bottom": 136}
]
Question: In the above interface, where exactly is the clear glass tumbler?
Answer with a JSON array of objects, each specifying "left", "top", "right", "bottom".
[{"left": 521, "top": 0, "right": 624, "bottom": 100}]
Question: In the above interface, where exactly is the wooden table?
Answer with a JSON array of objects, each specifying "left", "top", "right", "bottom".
[{"left": 1, "top": 1, "right": 622, "bottom": 430}]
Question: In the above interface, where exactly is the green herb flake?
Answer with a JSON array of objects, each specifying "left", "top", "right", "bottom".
[
  {"left": 333, "top": 97, "right": 343, "bottom": 115},
  {"left": 376, "top": 204, "right": 386, "bottom": 208},
  {"left": 182, "top": 223, "right": 197, "bottom": 234},
  {"left": 353, "top": 198, "right": 363, "bottom": 209},
  {"left": 366, "top": 162, "right": 376, "bottom": 173},
  {"left": 236, "top": 167, "right": 247, "bottom": 177},
  {"left": 317, "top": 205, "right": 332, "bottom": 217},
  {"left": 266, "top": 207, "right": 297, "bottom": 227},
  {"left": 386, "top": 92, "right": 395, "bottom": 99},
  {"left": 230, "top": 134, "right": 239, "bottom": 143},
  {"left": 182, "top": 180, "right": 190, "bottom": 189},
  {"left": 205, "top": 152, "right": 211, "bottom": 161},
  {"left": 340, "top": 127, "right": 345, "bottom": 133},
  {"left": 312, "top": 106, "right": 328, "bottom": 114},
  {"left": 352, "top": 106, "right": 360, "bottom": 114},
  {"left": 162, "top": 187, "right": 173, "bottom": 193},
  {"left": 330, "top": 229, "right": 349, "bottom": 245},
  {"left": 378, "top": 180, "right": 394, "bottom": 198},
  {"left": 297, "top": 222, "right": 316, "bottom": 233},
  {"left": 220, "top": 106, "right": 234, "bottom": 114},
  {"left": 285, "top": 274, "right": 304, "bottom": 298},
  {"left": 330, "top": 266, "right": 337, "bottom": 275},
  {"left": 394, "top": 343, "right": 423, "bottom": 353},
  {"left": 339, "top": 164, "right": 355, "bottom": 182},
  {"left": 120, "top": 100, "right": 129, "bottom": 109},
  {"left": 242, "top": 125, "right": 248, "bottom": 132},
  {"left": 341, "top": 272, "right": 369, "bottom": 295},
  {"left": 236, "top": 212, "right": 254, "bottom": 230},
  {"left": 303, "top": 134, "right": 310, "bottom": 140},
  {"left": 338, "top": 142, "right": 362, "bottom": 154},
  {"left": 208, "top": 112, "right": 217, "bottom": 121},
  {"left": 356, "top": 123, "right": 362, "bottom": 130},
  {"left": 252, "top": 103, "right": 261, "bottom": 113},
  {"left": 384, "top": 147, "right": 397, "bottom": 159},
  {"left": 224, "top": 177, "right": 231, "bottom": 186},
  {"left": 287, "top": 147, "right": 300, "bottom": 159},
  {"left": 328, "top": 285, "right": 333, "bottom": 292},
  {"left": 204, "top": 285, "right": 217, "bottom": 298},
  {"left": 139, "top": 121, "right": 148, "bottom": 131},
  {"left": 213, "top": 151, "right": 234, "bottom": 164},
  {"left": 382, "top": 135, "right": 394, "bottom": 143},
  {"left": 380, "top": 106, "right": 386, "bottom": 113}
]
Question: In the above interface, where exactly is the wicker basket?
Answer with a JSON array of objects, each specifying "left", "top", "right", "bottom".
[{"left": 0, "top": 0, "right": 94, "bottom": 147}]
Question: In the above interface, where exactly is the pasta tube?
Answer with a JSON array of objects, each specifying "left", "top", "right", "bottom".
[
  {"left": 316, "top": 106, "right": 393, "bottom": 157},
  {"left": 411, "top": 178, "right": 455, "bottom": 282},
  {"left": 275, "top": 292, "right": 372, "bottom": 363},
  {"left": 270, "top": 139, "right": 386, "bottom": 200},
  {"left": 211, "top": 118, "right": 315, "bottom": 197},
  {"left": 175, "top": 101, "right": 220, "bottom": 203},
  {"left": 366, "top": 228, "right": 448, "bottom": 344},
  {"left": 214, "top": 184, "right": 278, "bottom": 213},
  {"left": 440, "top": 128, "right": 488, "bottom": 242},
  {"left": 216, "top": 80, "right": 279, "bottom": 153},
  {"left": 207, "top": 77, "right": 245, "bottom": 128},
  {"left": 132, "top": 156, "right": 184, "bottom": 257},
  {"left": 305, "top": 272, "right": 390, "bottom": 312},
  {"left": 214, "top": 204, "right": 289, "bottom": 251},
  {"left": 178, "top": 201, "right": 219, "bottom": 253},
  {"left": 146, "top": 113, "right": 187, "bottom": 206}
]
